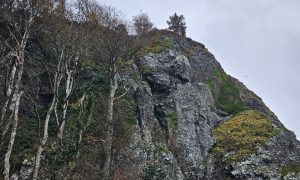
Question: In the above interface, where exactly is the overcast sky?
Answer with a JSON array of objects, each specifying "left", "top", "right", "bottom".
[{"left": 97, "top": 0, "right": 300, "bottom": 139}]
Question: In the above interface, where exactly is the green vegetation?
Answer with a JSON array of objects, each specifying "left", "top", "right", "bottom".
[
  {"left": 143, "top": 162, "right": 166, "bottom": 180},
  {"left": 207, "top": 69, "right": 245, "bottom": 114},
  {"left": 167, "top": 13, "right": 187, "bottom": 37},
  {"left": 45, "top": 95, "right": 94, "bottom": 174},
  {"left": 141, "top": 64, "right": 155, "bottom": 74},
  {"left": 0, "top": 116, "right": 39, "bottom": 172},
  {"left": 165, "top": 112, "right": 178, "bottom": 128},
  {"left": 138, "top": 36, "right": 173, "bottom": 56},
  {"left": 80, "top": 59, "right": 96, "bottom": 70},
  {"left": 159, "top": 145, "right": 170, "bottom": 154},
  {"left": 117, "top": 97, "right": 137, "bottom": 125},
  {"left": 281, "top": 164, "right": 300, "bottom": 178},
  {"left": 206, "top": 79, "right": 216, "bottom": 97},
  {"left": 211, "top": 110, "right": 280, "bottom": 163}
]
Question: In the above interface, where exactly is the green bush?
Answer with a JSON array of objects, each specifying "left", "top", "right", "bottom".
[{"left": 211, "top": 110, "right": 280, "bottom": 163}]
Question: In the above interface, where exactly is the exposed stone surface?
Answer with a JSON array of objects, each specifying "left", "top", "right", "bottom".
[
  {"left": 113, "top": 35, "right": 300, "bottom": 179},
  {"left": 11, "top": 157, "right": 35, "bottom": 180}
]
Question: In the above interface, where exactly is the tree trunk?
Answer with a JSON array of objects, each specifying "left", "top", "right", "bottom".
[
  {"left": 32, "top": 96, "right": 57, "bottom": 180},
  {"left": 3, "top": 50, "right": 25, "bottom": 178},
  {"left": 0, "top": 62, "right": 17, "bottom": 125},
  {"left": 76, "top": 94, "right": 87, "bottom": 148},
  {"left": 57, "top": 64, "right": 75, "bottom": 141},
  {"left": 3, "top": 91, "right": 23, "bottom": 180},
  {"left": 103, "top": 64, "right": 118, "bottom": 178}
]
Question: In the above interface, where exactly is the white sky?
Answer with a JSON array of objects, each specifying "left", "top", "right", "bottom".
[{"left": 96, "top": 0, "right": 300, "bottom": 139}]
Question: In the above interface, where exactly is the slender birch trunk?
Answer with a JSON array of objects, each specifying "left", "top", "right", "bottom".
[
  {"left": 103, "top": 63, "right": 118, "bottom": 178},
  {"left": 32, "top": 96, "right": 57, "bottom": 180},
  {"left": 3, "top": 91, "right": 23, "bottom": 180},
  {"left": 76, "top": 94, "right": 87, "bottom": 148},
  {"left": 3, "top": 42, "right": 26, "bottom": 179},
  {"left": 57, "top": 65, "right": 74, "bottom": 140},
  {"left": 0, "top": 62, "right": 17, "bottom": 125}
]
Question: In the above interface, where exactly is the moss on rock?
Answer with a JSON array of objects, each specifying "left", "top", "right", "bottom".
[
  {"left": 165, "top": 112, "right": 178, "bottom": 128},
  {"left": 138, "top": 36, "right": 173, "bottom": 56},
  {"left": 207, "top": 69, "right": 245, "bottom": 115},
  {"left": 211, "top": 110, "right": 280, "bottom": 163}
]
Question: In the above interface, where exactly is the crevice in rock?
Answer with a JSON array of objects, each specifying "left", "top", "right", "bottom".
[
  {"left": 133, "top": 88, "right": 145, "bottom": 139},
  {"left": 154, "top": 104, "right": 167, "bottom": 129}
]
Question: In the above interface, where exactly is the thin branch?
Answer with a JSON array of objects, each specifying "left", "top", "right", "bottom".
[{"left": 114, "top": 83, "right": 132, "bottom": 101}]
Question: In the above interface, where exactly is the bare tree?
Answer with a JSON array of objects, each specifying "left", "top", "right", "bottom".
[
  {"left": 132, "top": 11, "right": 153, "bottom": 36},
  {"left": 96, "top": 19, "right": 136, "bottom": 180},
  {"left": 79, "top": 2, "right": 137, "bottom": 177}
]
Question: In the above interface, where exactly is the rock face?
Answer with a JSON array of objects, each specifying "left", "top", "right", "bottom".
[
  {"left": 134, "top": 50, "right": 225, "bottom": 178},
  {"left": 11, "top": 158, "right": 35, "bottom": 180},
  {"left": 113, "top": 33, "right": 300, "bottom": 179}
]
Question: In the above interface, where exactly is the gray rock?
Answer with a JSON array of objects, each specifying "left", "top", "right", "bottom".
[
  {"left": 11, "top": 157, "right": 35, "bottom": 180},
  {"left": 127, "top": 35, "right": 300, "bottom": 179}
]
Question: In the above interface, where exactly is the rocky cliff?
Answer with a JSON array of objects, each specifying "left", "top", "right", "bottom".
[
  {"left": 2, "top": 30, "right": 300, "bottom": 180},
  {"left": 111, "top": 31, "right": 300, "bottom": 179}
]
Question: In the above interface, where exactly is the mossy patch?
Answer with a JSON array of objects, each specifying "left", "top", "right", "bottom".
[
  {"left": 211, "top": 110, "right": 280, "bottom": 163},
  {"left": 141, "top": 64, "right": 155, "bottom": 74},
  {"left": 138, "top": 36, "right": 173, "bottom": 56},
  {"left": 207, "top": 69, "right": 245, "bottom": 115},
  {"left": 206, "top": 79, "right": 216, "bottom": 97},
  {"left": 165, "top": 112, "right": 178, "bottom": 128},
  {"left": 159, "top": 145, "right": 170, "bottom": 154},
  {"left": 281, "top": 164, "right": 300, "bottom": 178}
]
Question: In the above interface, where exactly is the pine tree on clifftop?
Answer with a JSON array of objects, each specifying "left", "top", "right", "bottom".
[{"left": 167, "top": 12, "right": 187, "bottom": 37}]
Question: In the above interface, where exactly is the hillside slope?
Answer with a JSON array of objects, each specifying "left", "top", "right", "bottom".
[{"left": 1, "top": 30, "right": 300, "bottom": 180}]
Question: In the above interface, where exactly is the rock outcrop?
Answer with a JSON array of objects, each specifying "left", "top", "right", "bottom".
[{"left": 112, "top": 32, "right": 300, "bottom": 179}]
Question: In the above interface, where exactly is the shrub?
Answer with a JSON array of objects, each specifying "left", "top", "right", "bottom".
[
  {"left": 211, "top": 110, "right": 280, "bottom": 163},
  {"left": 133, "top": 12, "right": 153, "bottom": 36}
]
